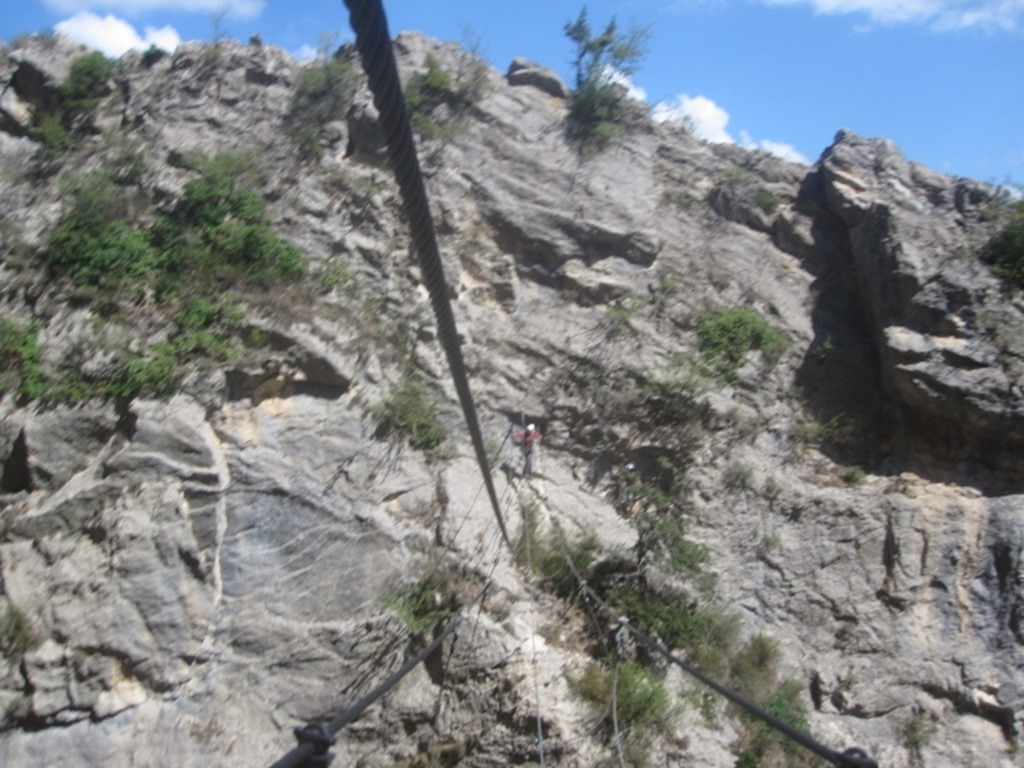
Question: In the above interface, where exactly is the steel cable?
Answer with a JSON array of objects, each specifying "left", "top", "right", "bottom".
[
  {"left": 342, "top": 0, "right": 512, "bottom": 550},
  {"left": 554, "top": 543, "right": 878, "bottom": 768},
  {"left": 268, "top": 617, "right": 461, "bottom": 768}
]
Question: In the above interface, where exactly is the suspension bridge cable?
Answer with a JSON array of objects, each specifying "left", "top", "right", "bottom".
[
  {"left": 269, "top": 616, "right": 462, "bottom": 768},
  {"left": 554, "top": 543, "right": 877, "bottom": 768},
  {"left": 342, "top": 0, "right": 512, "bottom": 551}
]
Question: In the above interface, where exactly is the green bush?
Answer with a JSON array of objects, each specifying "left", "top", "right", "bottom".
[
  {"left": 0, "top": 317, "right": 45, "bottom": 402},
  {"left": 605, "top": 581, "right": 739, "bottom": 676},
  {"left": 843, "top": 466, "right": 866, "bottom": 485},
  {"left": 635, "top": 512, "right": 713, "bottom": 589},
  {"left": 577, "top": 659, "right": 671, "bottom": 737},
  {"left": 567, "top": 78, "right": 628, "bottom": 149},
  {"left": 405, "top": 54, "right": 459, "bottom": 140},
  {"left": 517, "top": 504, "right": 599, "bottom": 597},
  {"left": 986, "top": 203, "right": 1024, "bottom": 289},
  {"left": 140, "top": 45, "right": 168, "bottom": 68},
  {"left": 29, "top": 52, "right": 112, "bottom": 158},
  {"left": 728, "top": 634, "right": 779, "bottom": 700},
  {"left": 153, "top": 152, "right": 306, "bottom": 289},
  {"left": 0, "top": 601, "right": 38, "bottom": 665},
  {"left": 374, "top": 376, "right": 446, "bottom": 451},
  {"left": 563, "top": 7, "right": 649, "bottom": 152},
  {"left": 112, "top": 344, "right": 180, "bottom": 399},
  {"left": 696, "top": 306, "right": 788, "bottom": 382},
  {"left": 47, "top": 173, "right": 153, "bottom": 289},
  {"left": 385, "top": 571, "right": 460, "bottom": 636},
  {"left": 287, "top": 57, "right": 357, "bottom": 159},
  {"left": 60, "top": 51, "right": 113, "bottom": 112},
  {"left": 735, "top": 679, "right": 814, "bottom": 766},
  {"left": 792, "top": 413, "right": 852, "bottom": 449},
  {"left": 755, "top": 189, "right": 780, "bottom": 214},
  {"left": 30, "top": 113, "right": 76, "bottom": 157}
]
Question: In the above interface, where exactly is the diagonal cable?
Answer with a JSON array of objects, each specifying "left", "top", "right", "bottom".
[
  {"left": 552, "top": 525, "right": 877, "bottom": 768},
  {"left": 342, "top": 0, "right": 512, "bottom": 550}
]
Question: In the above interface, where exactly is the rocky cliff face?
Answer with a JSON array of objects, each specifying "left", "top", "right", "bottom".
[{"left": 0, "top": 31, "right": 1022, "bottom": 767}]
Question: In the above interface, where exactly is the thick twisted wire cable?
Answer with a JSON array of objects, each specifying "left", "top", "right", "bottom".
[
  {"left": 552, "top": 532, "right": 877, "bottom": 768},
  {"left": 342, "top": 0, "right": 512, "bottom": 550},
  {"left": 269, "top": 616, "right": 461, "bottom": 768}
]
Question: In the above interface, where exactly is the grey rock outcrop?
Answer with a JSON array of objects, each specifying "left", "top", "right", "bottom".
[
  {"left": 1, "top": 31, "right": 1023, "bottom": 768},
  {"left": 506, "top": 57, "right": 569, "bottom": 99},
  {"left": 814, "top": 130, "right": 1024, "bottom": 445}
]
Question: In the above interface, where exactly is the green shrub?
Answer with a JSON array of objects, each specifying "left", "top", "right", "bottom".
[
  {"left": 153, "top": 152, "right": 305, "bottom": 289},
  {"left": 319, "top": 258, "right": 354, "bottom": 293},
  {"left": 0, "top": 601, "right": 38, "bottom": 665},
  {"left": 605, "top": 581, "right": 739, "bottom": 676},
  {"left": 792, "top": 413, "right": 852, "bottom": 449},
  {"left": 577, "top": 659, "right": 671, "bottom": 737},
  {"left": 287, "top": 57, "right": 357, "bottom": 159},
  {"left": 728, "top": 634, "right": 779, "bottom": 700},
  {"left": 47, "top": 173, "right": 153, "bottom": 289},
  {"left": 517, "top": 505, "right": 600, "bottom": 597},
  {"left": 567, "top": 78, "right": 628, "bottom": 149},
  {"left": 810, "top": 337, "right": 833, "bottom": 363},
  {"left": 986, "top": 203, "right": 1024, "bottom": 289},
  {"left": 30, "top": 113, "right": 76, "bottom": 157},
  {"left": 140, "top": 45, "right": 168, "bottom": 68},
  {"left": 735, "top": 679, "right": 814, "bottom": 766},
  {"left": 696, "top": 306, "right": 788, "bottom": 382},
  {"left": 755, "top": 189, "right": 780, "bottom": 214},
  {"left": 605, "top": 297, "right": 639, "bottom": 338},
  {"left": 374, "top": 376, "right": 446, "bottom": 451},
  {"left": 60, "top": 51, "right": 113, "bottom": 112},
  {"left": 635, "top": 512, "right": 714, "bottom": 588},
  {"left": 0, "top": 317, "right": 45, "bottom": 402},
  {"left": 405, "top": 54, "right": 460, "bottom": 140},
  {"left": 843, "top": 466, "right": 866, "bottom": 485},
  {"left": 563, "top": 7, "right": 649, "bottom": 152},
  {"left": 385, "top": 571, "right": 460, "bottom": 636},
  {"left": 723, "top": 462, "right": 754, "bottom": 490},
  {"left": 900, "top": 710, "right": 935, "bottom": 767},
  {"left": 113, "top": 344, "right": 180, "bottom": 399}
]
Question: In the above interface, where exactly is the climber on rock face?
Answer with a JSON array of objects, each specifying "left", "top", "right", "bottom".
[{"left": 513, "top": 423, "right": 543, "bottom": 478}]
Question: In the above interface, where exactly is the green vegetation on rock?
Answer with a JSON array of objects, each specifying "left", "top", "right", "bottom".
[
  {"left": 287, "top": 53, "right": 357, "bottom": 159},
  {"left": 374, "top": 375, "right": 446, "bottom": 451},
  {"left": 985, "top": 201, "right": 1024, "bottom": 290},
  {"left": 696, "top": 305, "right": 788, "bottom": 382},
  {"left": 563, "top": 5, "right": 649, "bottom": 151},
  {"left": 31, "top": 51, "right": 113, "bottom": 157}
]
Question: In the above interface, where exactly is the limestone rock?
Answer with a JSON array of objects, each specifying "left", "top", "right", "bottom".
[
  {"left": 0, "top": 31, "right": 1022, "bottom": 768},
  {"left": 506, "top": 58, "right": 569, "bottom": 99}
]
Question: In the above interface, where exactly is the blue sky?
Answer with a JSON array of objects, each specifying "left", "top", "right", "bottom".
[{"left": 3, "top": 0, "right": 1022, "bottom": 185}]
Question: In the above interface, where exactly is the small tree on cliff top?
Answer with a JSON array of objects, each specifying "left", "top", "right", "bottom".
[{"left": 564, "top": 5, "right": 650, "bottom": 150}]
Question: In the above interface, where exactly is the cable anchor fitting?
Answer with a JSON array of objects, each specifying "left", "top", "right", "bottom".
[{"left": 293, "top": 723, "right": 335, "bottom": 767}]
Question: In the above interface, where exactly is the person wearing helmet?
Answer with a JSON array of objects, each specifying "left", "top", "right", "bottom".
[{"left": 513, "top": 423, "right": 543, "bottom": 478}]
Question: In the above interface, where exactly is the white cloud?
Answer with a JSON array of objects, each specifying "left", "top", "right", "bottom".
[
  {"left": 293, "top": 45, "right": 318, "bottom": 63},
  {"left": 740, "top": 131, "right": 811, "bottom": 164},
  {"left": 653, "top": 94, "right": 810, "bottom": 164},
  {"left": 760, "top": 0, "right": 1024, "bottom": 31},
  {"left": 653, "top": 94, "right": 733, "bottom": 143},
  {"left": 55, "top": 12, "right": 181, "bottom": 57},
  {"left": 44, "top": 0, "right": 265, "bottom": 20}
]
